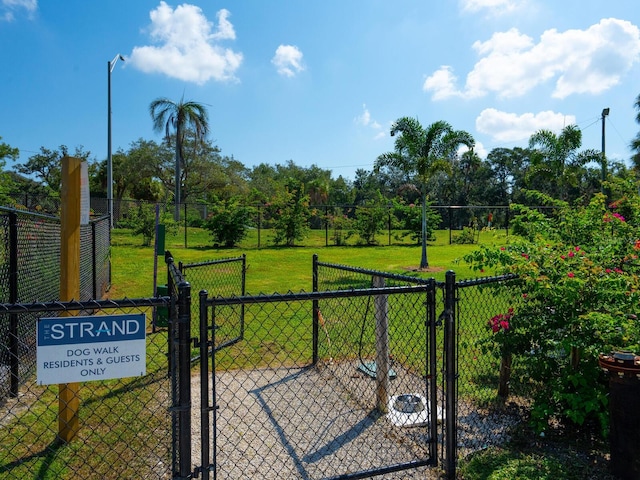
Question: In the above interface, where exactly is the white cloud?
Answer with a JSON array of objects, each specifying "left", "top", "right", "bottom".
[
  {"left": 460, "top": 0, "right": 522, "bottom": 15},
  {"left": 354, "top": 104, "right": 384, "bottom": 139},
  {"left": 476, "top": 141, "right": 488, "bottom": 158},
  {"left": 424, "top": 18, "right": 640, "bottom": 100},
  {"left": 422, "top": 66, "right": 461, "bottom": 101},
  {"left": 476, "top": 108, "right": 575, "bottom": 143},
  {"left": 272, "top": 45, "right": 305, "bottom": 77},
  {"left": 129, "top": 2, "right": 243, "bottom": 84},
  {"left": 1, "top": 0, "right": 37, "bottom": 21}
]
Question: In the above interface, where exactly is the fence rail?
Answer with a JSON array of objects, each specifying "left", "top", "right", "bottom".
[{"left": 0, "top": 208, "right": 111, "bottom": 399}]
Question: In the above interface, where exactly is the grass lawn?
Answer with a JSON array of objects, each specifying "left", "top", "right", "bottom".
[{"left": 109, "top": 226, "right": 508, "bottom": 298}]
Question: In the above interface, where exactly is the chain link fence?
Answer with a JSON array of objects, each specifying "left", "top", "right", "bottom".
[
  {"left": 0, "top": 298, "right": 172, "bottom": 480},
  {"left": 0, "top": 208, "right": 111, "bottom": 400},
  {"left": 453, "top": 275, "right": 525, "bottom": 462}
]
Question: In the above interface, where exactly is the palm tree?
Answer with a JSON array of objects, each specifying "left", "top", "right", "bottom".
[
  {"left": 527, "top": 125, "right": 599, "bottom": 201},
  {"left": 149, "top": 97, "right": 209, "bottom": 220},
  {"left": 375, "top": 117, "right": 474, "bottom": 269}
]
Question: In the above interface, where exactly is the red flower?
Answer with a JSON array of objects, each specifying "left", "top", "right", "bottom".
[{"left": 567, "top": 272, "right": 575, "bottom": 278}]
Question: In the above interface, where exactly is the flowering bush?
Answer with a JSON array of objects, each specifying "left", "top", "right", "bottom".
[
  {"left": 465, "top": 190, "right": 640, "bottom": 434},
  {"left": 489, "top": 309, "right": 512, "bottom": 334}
]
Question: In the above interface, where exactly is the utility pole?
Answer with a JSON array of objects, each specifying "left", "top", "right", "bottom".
[{"left": 601, "top": 107, "right": 610, "bottom": 193}]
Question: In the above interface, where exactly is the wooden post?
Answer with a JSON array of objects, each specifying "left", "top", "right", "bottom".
[
  {"left": 374, "top": 276, "right": 389, "bottom": 414},
  {"left": 58, "top": 156, "right": 82, "bottom": 443}
]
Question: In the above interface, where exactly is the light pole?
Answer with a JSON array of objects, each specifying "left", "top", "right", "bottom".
[
  {"left": 601, "top": 107, "right": 610, "bottom": 191},
  {"left": 107, "top": 54, "right": 125, "bottom": 229}
]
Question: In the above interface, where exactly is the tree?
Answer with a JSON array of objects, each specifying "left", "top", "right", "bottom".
[
  {"left": 14, "top": 145, "right": 90, "bottom": 195},
  {"left": 149, "top": 97, "right": 209, "bottom": 220},
  {"left": 267, "top": 179, "right": 311, "bottom": 246},
  {"left": 0, "top": 137, "right": 19, "bottom": 205},
  {"left": 375, "top": 118, "right": 474, "bottom": 268},
  {"left": 631, "top": 94, "right": 640, "bottom": 174},
  {"left": 527, "top": 125, "right": 600, "bottom": 202}
]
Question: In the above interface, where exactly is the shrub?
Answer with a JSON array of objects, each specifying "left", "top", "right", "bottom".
[
  {"left": 267, "top": 181, "right": 311, "bottom": 247},
  {"left": 391, "top": 199, "right": 440, "bottom": 244},
  {"left": 465, "top": 192, "right": 640, "bottom": 435},
  {"left": 452, "top": 226, "right": 477, "bottom": 244},
  {"left": 204, "top": 200, "right": 254, "bottom": 248},
  {"left": 327, "top": 210, "right": 353, "bottom": 246},
  {"left": 351, "top": 193, "right": 387, "bottom": 245},
  {"left": 120, "top": 203, "right": 174, "bottom": 246}
]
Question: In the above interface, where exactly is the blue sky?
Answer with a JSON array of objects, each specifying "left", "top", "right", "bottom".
[{"left": 1, "top": 0, "right": 639, "bottom": 182}]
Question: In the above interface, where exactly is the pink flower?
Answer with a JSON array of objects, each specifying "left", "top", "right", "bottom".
[
  {"left": 489, "top": 311, "right": 513, "bottom": 333},
  {"left": 522, "top": 293, "right": 528, "bottom": 298},
  {"left": 560, "top": 255, "right": 566, "bottom": 260},
  {"left": 567, "top": 272, "right": 575, "bottom": 278},
  {"left": 575, "top": 246, "right": 580, "bottom": 251},
  {"left": 606, "top": 268, "right": 612, "bottom": 274},
  {"left": 500, "top": 247, "right": 506, "bottom": 251},
  {"left": 521, "top": 253, "right": 529, "bottom": 259},
  {"left": 568, "top": 251, "right": 575, "bottom": 258},
  {"left": 615, "top": 268, "right": 623, "bottom": 274},
  {"left": 613, "top": 213, "right": 626, "bottom": 222}
]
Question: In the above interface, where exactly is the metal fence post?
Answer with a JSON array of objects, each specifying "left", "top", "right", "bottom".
[
  {"left": 91, "top": 220, "right": 97, "bottom": 299},
  {"left": 199, "top": 290, "right": 211, "bottom": 480},
  {"left": 240, "top": 254, "right": 246, "bottom": 340},
  {"left": 177, "top": 279, "right": 192, "bottom": 479},
  {"left": 427, "top": 278, "right": 438, "bottom": 464},
  {"left": 444, "top": 270, "right": 457, "bottom": 479},
  {"left": 8, "top": 211, "right": 19, "bottom": 397},
  {"left": 312, "top": 254, "right": 319, "bottom": 365}
]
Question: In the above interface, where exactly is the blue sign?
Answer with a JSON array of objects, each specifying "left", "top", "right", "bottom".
[
  {"left": 38, "top": 314, "right": 145, "bottom": 346},
  {"left": 37, "top": 314, "right": 147, "bottom": 385}
]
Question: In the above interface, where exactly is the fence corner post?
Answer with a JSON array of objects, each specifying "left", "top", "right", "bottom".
[
  {"left": 177, "top": 279, "right": 192, "bottom": 479},
  {"left": 312, "top": 254, "right": 319, "bottom": 365},
  {"left": 444, "top": 270, "right": 457, "bottom": 479}
]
